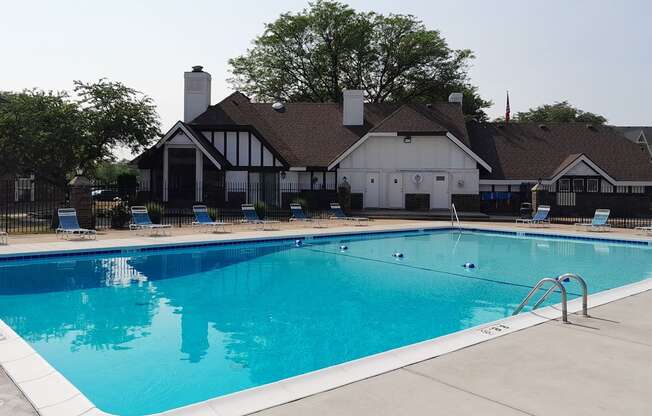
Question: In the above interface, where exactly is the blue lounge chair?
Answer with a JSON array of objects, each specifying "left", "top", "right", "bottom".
[
  {"left": 575, "top": 209, "right": 611, "bottom": 232},
  {"left": 56, "top": 208, "right": 97, "bottom": 240},
  {"left": 329, "top": 203, "right": 370, "bottom": 225},
  {"left": 515, "top": 205, "right": 550, "bottom": 227},
  {"left": 0, "top": 230, "right": 7, "bottom": 245},
  {"left": 130, "top": 206, "right": 172, "bottom": 236},
  {"left": 192, "top": 205, "right": 230, "bottom": 233},
  {"left": 241, "top": 204, "right": 280, "bottom": 231},
  {"left": 290, "top": 203, "right": 325, "bottom": 228}
]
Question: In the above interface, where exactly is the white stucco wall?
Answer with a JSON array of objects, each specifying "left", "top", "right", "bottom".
[{"left": 337, "top": 135, "right": 479, "bottom": 208}]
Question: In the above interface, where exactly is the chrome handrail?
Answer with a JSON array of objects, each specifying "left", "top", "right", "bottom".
[
  {"left": 512, "top": 277, "right": 568, "bottom": 323},
  {"left": 532, "top": 273, "right": 589, "bottom": 317},
  {"left": 451, "top": 203, "right": 461, "bottom": 232}
]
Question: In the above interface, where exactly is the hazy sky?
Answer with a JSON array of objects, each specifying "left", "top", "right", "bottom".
[{"left": 2, "top": 0, "right": 651, "bottom": 158}]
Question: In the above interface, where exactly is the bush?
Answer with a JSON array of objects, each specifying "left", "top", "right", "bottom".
[
  {"left": 110, "top": 200, "right": 130, "bottom": 229},
  {"left": 207, "top": 207, "right": 220, "bottom": 221},
  {"left": 144, "top": 202, "right": 164, "bottom": 224},
  {"left": 253, "top": 201, "right": 266, "bottom": 219},
  {"left": 291, "top": 197, "right": 308, "bottom": 209}
]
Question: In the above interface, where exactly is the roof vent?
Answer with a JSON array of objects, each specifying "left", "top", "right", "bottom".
[
  {"left": 272, "top": 102, "right": 285, "bottom": 112},
  {"left": 538, "top": 124, "right": 547, "bottom": 130},
  {"left": 192, "top": 65, "right": 204, "bottom": 72},
  {"left": 426, "top": 103, "right": 432, "bottom": 109},
  {"left": 586, "top": 123, "right": 595, "bottom": 130}
]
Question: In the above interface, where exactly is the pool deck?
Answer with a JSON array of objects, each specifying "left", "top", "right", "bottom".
[
  {"left": 255, "top": 289, "right": 652, "bottom": 416},
  {"left": 1, "top": 220, "right": 652, "bottom": 415}
]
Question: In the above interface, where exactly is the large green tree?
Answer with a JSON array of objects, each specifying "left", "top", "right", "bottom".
[
  {"left": 515, "top": 101, "right": 607, "bottom": 124},
  {"left": 0, "top": 80, "right": 160, "bottom": 186},
  {"left": 228, "top": 1, "right": 491, "bottom": 119}
]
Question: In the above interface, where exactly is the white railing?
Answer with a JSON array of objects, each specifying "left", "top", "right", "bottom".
[{"left": 451, "top": 203, "right": 461, "bottom": 231}]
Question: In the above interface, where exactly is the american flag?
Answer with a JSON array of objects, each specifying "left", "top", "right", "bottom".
[{"left": 505, "top": 91, "right": 510, "bottom": 125}]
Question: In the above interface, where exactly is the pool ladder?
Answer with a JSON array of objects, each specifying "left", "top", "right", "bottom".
[
  {"left": 450, "top": 203, "right": 461, "bottom": 232},
  {"left": 512, "top": 273, "right": 589, "bottom": 323}
]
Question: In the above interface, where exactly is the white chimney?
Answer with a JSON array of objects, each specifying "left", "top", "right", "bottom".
[
  {"left": 343, "top": 89, "right": 364, "bottom": 126},
  {"left": 184, "top": 66, "right": 211, "bottom": 122},
  {"left": 448, "top": 92, "right": 463, "bottom": 106}
]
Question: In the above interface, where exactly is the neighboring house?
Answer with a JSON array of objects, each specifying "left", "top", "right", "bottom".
[
  {"left": 614, "top": 126, "right": 652, "bottom": 158},
  {"left": 469, "top": 123, "right": 652, "bottom": 215},
  {"left": 133, "top": 66, "right": 652, "bottom": 216}
]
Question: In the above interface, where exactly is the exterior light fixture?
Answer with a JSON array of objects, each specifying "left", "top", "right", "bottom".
[{"left": 403, "top": 136, "right": 412, "bottom": 143}]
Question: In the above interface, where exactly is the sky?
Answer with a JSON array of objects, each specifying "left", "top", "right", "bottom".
[{"left": 2, "top": 0, "right": 651, "bottom": 159}]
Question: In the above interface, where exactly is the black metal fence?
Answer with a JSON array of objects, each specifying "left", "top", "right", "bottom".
[
  {"left": 89, "top": 181, "right": 338, "bottom": 230},
  {"left": 551, "top": 216, "right": 652, "bottom": 229},
  {"left": 0, "top": 179, "right": 68, "bottom": 233}
]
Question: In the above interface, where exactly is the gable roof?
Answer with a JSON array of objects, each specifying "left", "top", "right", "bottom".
[
  {"left": 189, "top": 93, "right": 471, "bottom": 168},
  {"left": 153, "top": 121, "right": 231, "bottom": 169},
  {"left": 468, "top": 122, "right": 652, "bottom": 182}
]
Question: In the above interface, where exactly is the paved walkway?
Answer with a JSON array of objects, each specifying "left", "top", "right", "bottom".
[
  {"left": 0, "top": 367, "right": 37, "bottom": 416},
  {"left": 255, "top": 290, "right": 652, "bottom": 416}
]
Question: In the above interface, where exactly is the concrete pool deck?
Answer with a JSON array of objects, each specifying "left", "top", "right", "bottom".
[
  {"left": 1, "top": 220, "right": 652, "bottom": 415},
  {"left": 255, "top": 289, "right": 652, "bottom": 416}
]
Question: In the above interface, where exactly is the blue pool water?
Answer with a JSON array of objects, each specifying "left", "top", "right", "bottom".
[{"left": 0, "top": 229, "right": 651, "bottom": 415}]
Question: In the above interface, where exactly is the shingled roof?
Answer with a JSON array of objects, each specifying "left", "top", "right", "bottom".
[
  {"left": 467, "top": 122, "right": 652, "bottom": 181},
  {"left": 189, "top": 92, "right": 469, "bottom": 167}
]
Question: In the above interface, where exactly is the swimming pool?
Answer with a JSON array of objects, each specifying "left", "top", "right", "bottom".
[{"left": 0, "top": 228, "right": 651, "bottom": 415}]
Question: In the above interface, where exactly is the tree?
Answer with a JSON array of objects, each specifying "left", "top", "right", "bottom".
[
  {"left": 228, "top": 1, "right": 491, "bottom": 119},
  {"left": 515, "top": 101, "right": 607, "bottom": 124},
  {"left": 0, "top": 80, "right": 160, "bottom": 186}
]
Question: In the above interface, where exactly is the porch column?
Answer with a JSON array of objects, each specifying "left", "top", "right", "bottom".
[
  {"left": 195, "top": 148, "right": 203, "bottom": 202},
  {"left": 163, "top": 145, "right": 169, "bottom": 202}
]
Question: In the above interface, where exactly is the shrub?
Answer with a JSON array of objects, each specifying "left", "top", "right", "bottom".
[
  {"left": 291, "top": 197, "right": 308, "bottom": 209},
  {"left": 110, "top": 200, "right": 130, "bottom": 229},
  {"left": 144, "top": 202, "right": 164, "bottom": 224},
  {"left": 253, "top": 201, "right": 266, "bottom": 219},
  {"left": 207, "top": 207, "right": 220, "bottom": 221}
]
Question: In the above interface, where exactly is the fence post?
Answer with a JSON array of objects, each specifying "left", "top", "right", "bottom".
[{"left": 69, "top": 175, "right": 93, "bottom": 229}]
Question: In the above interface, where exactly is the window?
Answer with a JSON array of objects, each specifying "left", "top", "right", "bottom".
[
  {"left": 586, "top": 178, "right": 599, "bottom": 193},
  {"left": 435, "top": 176, "right": 446, "bottom": 181},
  {"left": 572, "top": 179, "right": 584, "bottom": 192},
  {"left": 559, "top": 179, "right": 570, "bottom": 192},
  {"left": 631, "top": 186, "right": 645, "bottom": 194},
  {"left": 616, "top": 186, "right": 628, "bottom": 193}
]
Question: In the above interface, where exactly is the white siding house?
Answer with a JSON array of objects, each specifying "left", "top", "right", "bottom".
[{"left": 337, "top": 135, "right": 479, "bottom": 209}]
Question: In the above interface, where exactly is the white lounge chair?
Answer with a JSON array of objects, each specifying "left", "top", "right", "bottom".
[
  {"left": 635, "top": 225, "right": 652, "bottom": 236},
  {"left": 0, "top": 230, "right": 7, "bottom": 245},
  {"left": 515, "top": 205, "right": 551, "bottom": 227},
  {"left": 241, "top": 204, "right": 280, "bottom": 231},
  {"left": 329, "top": 203, "right": 370, "bottom": 226},
  {"left": 192, "top": 205, "right": 230, "bottom": 233},
  {"left": 56, "top": 208, "right": 97, "bottom": 240},
  {"left": 575, "top": 209, "right": 611, "bottom": 232},
  {"left": 130, "top": 206, "right": 172, "bottom": 236}
]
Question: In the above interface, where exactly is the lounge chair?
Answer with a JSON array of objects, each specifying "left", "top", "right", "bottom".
[
  {"left": 56, "top": 208, "right": 97, "bottom": 240},
  {"left": 329, "top": 203, "right": 370, "bottom": 225},
  {"left": 241, "top": 204, "right": 280, "bottom": 231},
  {"left": 130, "top": 206, "right": 172, "bottom": 236},
  {"left": 575, "top": 209, "right": 611, "bottom": 232},
  {"left": 290, "top": 203, "right": 325, "bottom": 228},
  {"left": 0, "top": 230, "right": 7, "bottom": 245},
  {"left": 515, "top": 205, "right": 551, "bottom": 227},
  {"left": 192, "top": 205, "right": 230, "bottom": 233},
  {"left": 635, "top": 225, "right": 652, "bottom": 236}
]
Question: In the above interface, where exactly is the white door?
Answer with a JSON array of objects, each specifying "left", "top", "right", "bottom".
[
  {"left": 365, "top": 172, "right": 380, "bottom": 208},
  {"left": 387, "top": 173, "right": 403, "bottom": 208},
  {"left": 432, "top": 173, "right": 449, "bottom": 209}
]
